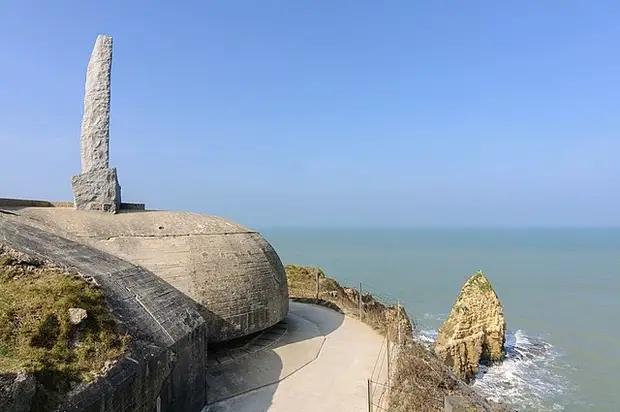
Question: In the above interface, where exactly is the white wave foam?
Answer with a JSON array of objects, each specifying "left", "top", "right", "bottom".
[
  {"left": 416, "top": 328, "right": 437, "bottom": 345},
  {"left": 413, "top": 313, "right": 442, "bottom": 344},
  {"left": 473, "top": 329, "right": 572, "bottom": 411},
  {"left": 415, "top": 322, "right": 574, "bottom": 411},
  {"left": 422, "top": 312, "right": 448, "bottom": 321}
]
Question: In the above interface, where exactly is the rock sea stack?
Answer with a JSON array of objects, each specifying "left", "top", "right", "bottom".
[{"left": 434, "top": 270, "right": 506, "bottom": 383}]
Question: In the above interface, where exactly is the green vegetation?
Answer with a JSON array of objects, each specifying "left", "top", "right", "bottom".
[
  {"left": 465, "top": 270, "right": 494, "bottom": 293},
  {"left": 0, "top": 251, "right": 128, "bottom": 407}
]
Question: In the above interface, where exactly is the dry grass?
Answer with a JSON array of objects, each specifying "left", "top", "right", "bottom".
[
  {"left": 285, "top": 264, "right": 412, "bottom": 337},
  {"left": 390, "top": 341, "right": 514, "bottom": 412},
  {"left": 284, "top": 264, "right": 512, "bottom": 412},
  {"left": 389, "top": 340, "right": 462, "bottom": 412},
  {"left": 0, "top": 250, "right": 128, "bottom": 409}
]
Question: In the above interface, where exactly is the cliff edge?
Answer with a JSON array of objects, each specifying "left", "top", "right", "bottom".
[
  {"left": 284, "top": 265, "right": 513, "bottom": 412},
  {"left": 285, "top": 264, "right": 412, "bottom": 337}
]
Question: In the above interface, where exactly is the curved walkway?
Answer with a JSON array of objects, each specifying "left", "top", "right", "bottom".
[
  {"left": 205, "top": 301, "right": 386, "bottom": 412},
  {"left": 207, "top": 319, "right": 288, "bottom": 367}
]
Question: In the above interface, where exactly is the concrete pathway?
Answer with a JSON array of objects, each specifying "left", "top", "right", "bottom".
[{"left": 204, "top": 301, "right": 386, "bottom": 412}]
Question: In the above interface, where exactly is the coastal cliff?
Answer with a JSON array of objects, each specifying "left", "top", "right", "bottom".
[
  {"left": 434, "top": 271, "right": 507, "bottom": 383},
  {"left": 284, "top": 265, "right": 513, "bottom": 412}
]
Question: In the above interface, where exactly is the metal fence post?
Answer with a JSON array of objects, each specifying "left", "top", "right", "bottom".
[
  {"left": 358, "top": 282, "right": 363, "bottom": 320},
  {"left": 315, "top": 271, "right": 320, "bottom": 303},
  {"left": 367, "top": 379, "right": 373, "bottom": 412},
  {"left": 397, "top": 299, "right": 401, "bottom": 345},
  {"left": 386, "top": 327, "right": 391, "bottom": 392}
]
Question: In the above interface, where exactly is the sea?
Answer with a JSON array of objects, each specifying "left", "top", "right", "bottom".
[{"left": 260, "top": 228, "right": 620, "bottom": 412}]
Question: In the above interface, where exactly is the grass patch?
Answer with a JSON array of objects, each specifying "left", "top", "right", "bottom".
[
  {"left": 465, "top": 270, "right": 494, "bottom": 293},
  {"left": 0, "top": 250, "right": 128, "bottom": 408}
]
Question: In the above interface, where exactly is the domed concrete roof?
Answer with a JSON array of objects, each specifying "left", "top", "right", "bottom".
[{"left": 15, "top": 207, "right": 289, "bottom": 342}]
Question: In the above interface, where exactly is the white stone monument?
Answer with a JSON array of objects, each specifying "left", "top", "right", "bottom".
[{"left": 71, "top": 35, "right": 121, "bottom": 213}]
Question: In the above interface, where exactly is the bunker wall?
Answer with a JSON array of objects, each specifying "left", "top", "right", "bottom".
[{"left": 0, "top": 214, "right": 209, "bottom": 412}]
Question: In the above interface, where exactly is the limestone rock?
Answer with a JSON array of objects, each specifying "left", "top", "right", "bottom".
[
  {"left": 434, "top": 271, "right": 506, "bottom": 383},
  {"left": 81, "top": 34, "right": 112, "bottom": 174},
  {"left": 68, "top": 307, "right": 88, "bottom": 325},
  {"left": 72, "top": 168, "right": 121, "bottom": 213}
]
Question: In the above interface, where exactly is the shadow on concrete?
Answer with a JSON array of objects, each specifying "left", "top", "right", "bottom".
[
  {"left": 203, "top": 302, "right": 345, "bottom": 412},
  {"left": 1, "top": 209, "right": 345, "bottom": 412}
]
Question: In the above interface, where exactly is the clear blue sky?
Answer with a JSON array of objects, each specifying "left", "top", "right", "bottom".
[{"left": 1, "top": 1, "right": 618, "bottom": 228}]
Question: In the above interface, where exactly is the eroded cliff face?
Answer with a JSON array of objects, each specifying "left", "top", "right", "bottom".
[{"left": 434, "top": 271, "right": 506, "bottom": 383}]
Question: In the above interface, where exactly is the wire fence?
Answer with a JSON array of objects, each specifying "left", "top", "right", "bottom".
[
  {"left": 288, "top": 269, "right": 408, "bottom": 412},
  {"left": 366, "top": 303, "right": 403, "bottom": 412},
  {"left": 288, "top": 269, "right": 477, "bottom": 412},
  {"left": 288, "top": 269, "right": 416, "bottom": 332}
]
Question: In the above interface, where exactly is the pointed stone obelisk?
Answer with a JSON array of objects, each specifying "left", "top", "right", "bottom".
[{"left": 71, "top": 34, "right": 121, "bottom": 213}]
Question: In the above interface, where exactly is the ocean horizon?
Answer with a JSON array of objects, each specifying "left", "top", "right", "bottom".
[{"left": 260, "top": 227, "right": 620, "bottom": 412}]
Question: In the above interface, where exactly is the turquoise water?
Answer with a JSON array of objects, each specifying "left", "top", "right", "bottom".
[{"left": 260, "top": 228, "right": 620, "bottom": 412}]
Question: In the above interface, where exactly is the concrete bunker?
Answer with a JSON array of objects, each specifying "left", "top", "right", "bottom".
[
  {"left": 67, "top": 33, "right": 289, "bottom": 343},
  {"left": 0, "top": 33, "right": 289, "bottom": 411},
  {"left": 15, "top": 207, "right": 290, "bottom": 343}
]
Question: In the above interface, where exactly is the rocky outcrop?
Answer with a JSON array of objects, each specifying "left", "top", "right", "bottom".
[
  {"left": 284, "top": 265, "right": 513, "bottom": 412},
  {"left": 434, "top": 271, "right": 506, "bottom": 383}
]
